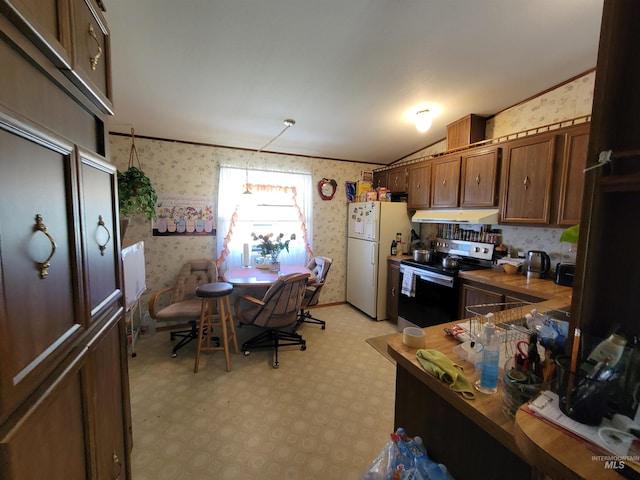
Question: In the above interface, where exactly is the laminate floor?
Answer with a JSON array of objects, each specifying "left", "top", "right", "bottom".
[{"left": 128, "top": 304, "right": 399, "bottom": 479}]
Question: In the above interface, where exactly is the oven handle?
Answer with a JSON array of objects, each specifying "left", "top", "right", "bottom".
[{"left": 400, "top": 265, "right": 455, "bottom": 288}]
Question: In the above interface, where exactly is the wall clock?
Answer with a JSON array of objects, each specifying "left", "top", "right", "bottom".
[{"left": 317, "top": 178, "right": 337, "bottom": 200}]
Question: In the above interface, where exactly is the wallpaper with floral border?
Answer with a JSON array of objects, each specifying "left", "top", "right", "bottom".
[
  {"left": 110, "top": 136, "right": 375, "bottom": 311},
  {"left": 110, "top": 71, "right": 594, "bottom": 314}
]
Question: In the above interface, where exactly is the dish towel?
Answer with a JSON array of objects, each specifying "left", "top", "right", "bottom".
[
  {"left": 401, "top": 270, "right": 415, "bottom": 297},
  {"left": 416, "top": 349, "right": 476, "bottom": 400}
]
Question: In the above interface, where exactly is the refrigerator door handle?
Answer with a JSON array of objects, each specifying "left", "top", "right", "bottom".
[{"left": 371, "top": 243, "right": 377, "bottom": 287}]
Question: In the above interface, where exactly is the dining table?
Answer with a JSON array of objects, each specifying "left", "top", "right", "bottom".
[{"left": 222, "top": 265, "right": 316, "bottom": 287}]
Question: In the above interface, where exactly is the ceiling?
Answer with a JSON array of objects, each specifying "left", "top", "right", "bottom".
[{"left": 104, "top": 1, "right": 604, "bottom": 165}]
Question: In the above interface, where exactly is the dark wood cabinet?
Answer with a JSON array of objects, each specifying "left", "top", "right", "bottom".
[
  {"left": 554, "top": 123, "right": 590, "bottom": 226},
  {"left": 500, "top": 134, "right": 556, "bottom": 224},
  {"left": 407, "top": 161, "right": 432, "bottom": 209},
  {"left": 386, "top": 260, "right": 400, "bottom": 324},
  {"left": 570, "top": 0, "right": 640, "bottom": 343},
  {"left": 446, "top": 114, "right": 487, "bottom": 149},
  {"left": 0, "top": 2, "right": 130, "bottom": 478},
  {"left": 373, "top": 166, "right": 408, "bottom": 193},
  {"left": 460, "top": 146, "right": 501, "bottom": 207},
  {"left": 0, "top": 0, "right": 113, "bottom": 113},
  {"left": 431, "top": 154, "right": 461, "bottom": 207},
  {"left": 388, "top": 166, "right": 408, "bottom": 193},
  {"left": 459, "top": 281, "right": 545, "bottom": 320},
  {"left": 372, "top": 170, "right": 387, "bottom": 190},
  {"left": 459, "top": 284, "right": 504, "bottom": 319}
]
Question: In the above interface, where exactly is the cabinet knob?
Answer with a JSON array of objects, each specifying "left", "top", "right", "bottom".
[
  {"left": 442, "top": 178, "right": 447, "bottom": 186},
  {"left": 523, "top": 175, "right": 530, "bottom": 190},
  {"left": 476, "top": 174, "right": 481, "bottom": 185},
  {"left": 391, "top": 286, "right": 396, "bottom": 297}
]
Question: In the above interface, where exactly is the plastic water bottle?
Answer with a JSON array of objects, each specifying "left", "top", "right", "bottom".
[{"left": 475, "top": 313, "right": 499, "bottom": 394}]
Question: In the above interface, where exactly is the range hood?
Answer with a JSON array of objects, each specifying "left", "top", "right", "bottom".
[{"left": 411, "top": 208, "right": 500, "bottom": 225}]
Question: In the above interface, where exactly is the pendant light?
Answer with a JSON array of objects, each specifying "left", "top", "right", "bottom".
[{"left": 243, "top": 118, "right": 296, "bottom": 194}]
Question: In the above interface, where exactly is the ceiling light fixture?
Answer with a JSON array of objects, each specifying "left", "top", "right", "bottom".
[
  {"left": 415, "top": 109, "right": 432, "bottom": 133},
  {"left": 243, "top": 118, "right": 296, "bottom": 194}
]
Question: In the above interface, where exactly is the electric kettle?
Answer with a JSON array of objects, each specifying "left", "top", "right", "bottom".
[{"left": 526, "top": 250, "right": 551, "bottom": 279}]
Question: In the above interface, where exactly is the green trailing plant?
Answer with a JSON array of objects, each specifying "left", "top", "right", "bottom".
[
  {"left": 117, "top": 166, "right": 157, "bottom": 221},
  {"left": 118, "top": 128, "right": 158, "bottom": 221}
]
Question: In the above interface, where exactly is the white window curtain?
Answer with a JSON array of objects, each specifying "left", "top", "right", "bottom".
[{"left": 216, "top": 167, "right": 313, "bottom": 271}]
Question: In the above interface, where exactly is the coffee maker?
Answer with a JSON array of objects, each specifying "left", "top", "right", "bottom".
[{"left": 526, "top": 250, "right": 551, "bottom": 279}]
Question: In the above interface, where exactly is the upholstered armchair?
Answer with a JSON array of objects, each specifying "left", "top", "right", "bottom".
[
  {"left": 234, "top": 272, "right": 309, "bottom": 368},
  {"left": 148, "top": 259, "right": 219, "bottom": 357}
]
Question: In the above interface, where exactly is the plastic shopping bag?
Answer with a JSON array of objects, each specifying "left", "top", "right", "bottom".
[{"left": 361, "top": 428, "right": 455, "bottom": 480}]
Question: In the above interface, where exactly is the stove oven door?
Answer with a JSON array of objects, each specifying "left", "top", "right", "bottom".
[{"left": 398, "top": 266, "right": 459, "bottom": 328}]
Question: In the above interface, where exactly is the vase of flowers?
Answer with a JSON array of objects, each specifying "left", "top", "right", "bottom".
[{"left": 251, "top": 232, "right": 296, "bottom": 271}]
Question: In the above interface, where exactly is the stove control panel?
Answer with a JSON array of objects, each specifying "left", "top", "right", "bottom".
[{"left": 434, "top": 238, "right": 495, "bottom": 261}]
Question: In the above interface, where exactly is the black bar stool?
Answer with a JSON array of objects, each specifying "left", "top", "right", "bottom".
[{"left": 194, "top": 282, "right": 239, "bottom": 373}]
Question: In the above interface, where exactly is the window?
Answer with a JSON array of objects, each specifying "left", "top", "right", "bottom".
[{"left": 216, "top": 167, "right": 313, "bottom": 269}]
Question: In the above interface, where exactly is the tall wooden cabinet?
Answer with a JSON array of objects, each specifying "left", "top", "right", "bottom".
[
  {"left": 571, "top": 0, "right": 640, "bottom": 343},
  {"left": 0, "top": 1, "right": 131, "bottom": 479}
]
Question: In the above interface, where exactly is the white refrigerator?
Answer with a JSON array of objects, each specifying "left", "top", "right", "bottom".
[{"left": 346, "top": 201, "right": 413, "bottom": 320}]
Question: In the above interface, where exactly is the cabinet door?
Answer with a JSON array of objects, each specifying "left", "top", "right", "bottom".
[
  {"left": 0, "top": 0, "right": 73, "bottom": 68},
  {"left": 372, "top": 170, "right": 387, "bottom": 190},
  {"left": 0, "top": 348, "right": 90, "bottom": 479},
  {"left": 459, "top": 284, "right": 503, "bottom": 319},
  {"left": 460, "top": 147, "right": 500, "bottom": 207},
  {"left": 388, "top": 166, "right": 408, "bottom": 193},
  {"left": 407, "top": 162, "right": 431, "bottom": 209},
  {"left": 501, "top": 135, "right": 555, "bottom": 223},
  {"left": 86, "top": 313, "right": 130, "bottom": 480},
  {"left": 386, "top": 260, "right": 400, "bottom": 323},
  {"left": 431, "top": 155, "right": 461, "bottom": 207},
  {"left": 68, "top": 0, "right": 113, "bottom": 113},
  {"left": 556, "top": 124, "right": 589, "bottom": 225},
  {"left": 78, "top": 149, "right": 120, "bottom": 319},
  {"left": 0, "top": 113, "right": 83, "bottom": 422}
]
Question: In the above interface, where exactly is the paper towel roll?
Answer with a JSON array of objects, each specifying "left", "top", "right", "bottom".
[{"left": 243, "top": 243, "right": 250, "bottom": 266}]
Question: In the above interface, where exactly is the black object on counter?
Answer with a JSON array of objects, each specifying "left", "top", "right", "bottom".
[{"left": 555, "top": 263, "right": 575, "bottom": 286}]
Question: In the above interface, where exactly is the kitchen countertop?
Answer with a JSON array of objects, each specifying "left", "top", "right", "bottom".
[
  {"left": 387, "top": 255, "right": 573, "bottom": 303},
  {"left": 385, "top": 293, "right": 623, "bottom": 480}
]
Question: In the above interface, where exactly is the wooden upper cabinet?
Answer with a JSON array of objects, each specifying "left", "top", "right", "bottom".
[
  {"left": 408, "top": 161, "right": 431, "bottom": 209},
  {"left": 68, "top": 0, "right": 113, "bottom": 113},
  {"left": 447, "top": 114, "right": 487, "bottom": 149},
  {"left": 372, "top": 170, "right": 387, "bottom": 190},
  {"left": 0, "top": 0, "right": 113, "bottom": 113},
  {"left": 460, "top": 146, "right": 501, "bottom": 207},
  {"left": 431, "top": 155, "right": 461, "bottom": 207},
  {"left": 0, "top": 0, "right": 73, "bottom": 67},
  {"left": 555, "top": 124, "right": 590, "bottom": 225},
  {"left": 388, "top": 166, "right": 408, "bottom": 193},
  {"left": 373, "top": 166, "right": 408, "bottom": 193},
  {"left": 501, "top": 134, "right": 555, "bottom": 224}
]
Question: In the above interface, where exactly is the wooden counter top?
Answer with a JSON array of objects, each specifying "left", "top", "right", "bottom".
[
  {"left": 386, "top": 296, "right": 585, "bottom": 477},
  {"left": 459, "top": 268, "right": 573, "bottom": 301},
  {"left": 514, "top": 407, "right": 624, "bottom": 480},
  {"left": 387, "top": 321, "right": 525, "bottom": 459}
]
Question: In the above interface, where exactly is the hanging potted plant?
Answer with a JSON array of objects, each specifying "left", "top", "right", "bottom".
[{"left": 118, "top": 129, "right": 158, "bottom": 238}]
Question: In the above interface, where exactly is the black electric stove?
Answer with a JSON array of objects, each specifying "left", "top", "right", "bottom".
[{"left": 398, "top": 238, "right": 496, "bottom": 328}]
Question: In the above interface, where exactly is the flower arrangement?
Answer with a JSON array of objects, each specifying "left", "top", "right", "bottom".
[{"left": 251, "top": 232, "right": 296, "bottom": 260}]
